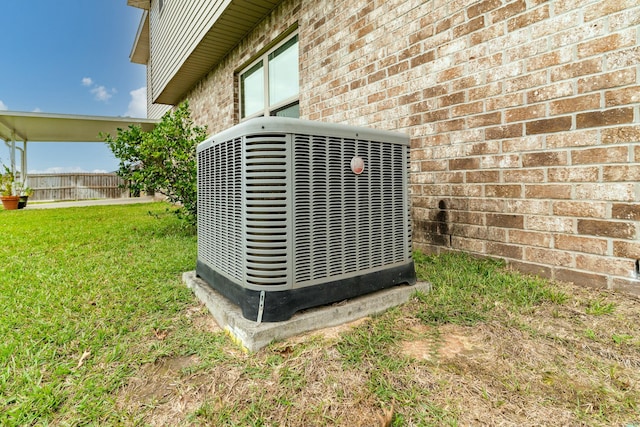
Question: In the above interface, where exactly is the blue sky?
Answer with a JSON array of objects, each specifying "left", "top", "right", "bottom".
[{"left": 0, "top": 1, "right": 146, "bottom": 173}]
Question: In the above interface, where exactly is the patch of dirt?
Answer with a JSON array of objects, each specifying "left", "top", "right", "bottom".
[
  {"left": 290, "top": 316, "right": 372, "bottom": 344},
  {"left": 400, "top": 324, "right": 483, "bottom": 361},
  {"left": 117, "top": 283, "right": 640, "bottom": 426},
  {"left": 116, "top": 302, "right": 228, "bottom": 426},
  {"left": 185, "top": 303, "right": 222, "bottom": 333},
  {"left": 117, "top": 354, "right": 205, "bottom": 426}
]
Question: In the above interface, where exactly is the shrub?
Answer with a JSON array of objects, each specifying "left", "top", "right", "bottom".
[{"left": 103, "top": 102, "right": 207, "bottom": 225}]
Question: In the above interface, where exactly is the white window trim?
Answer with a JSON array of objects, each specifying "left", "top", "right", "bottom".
[{"left": 239, "top": 31, "right": 299, "bottom": 121}]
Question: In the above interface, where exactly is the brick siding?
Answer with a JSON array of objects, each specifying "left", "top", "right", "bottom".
[{"left": 183, "top": 0, "right": 640, "bottom": 295}]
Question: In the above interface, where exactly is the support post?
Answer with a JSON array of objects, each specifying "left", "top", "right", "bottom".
[
  {"left": 9, "top": 132, "right": 16, "bottom": 177},
  {"left": 22, "top": 140, "right": 27, "bottom": 185}
]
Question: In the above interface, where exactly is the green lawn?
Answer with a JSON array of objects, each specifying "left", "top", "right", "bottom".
[
  {"left": 1, "top": 203, "right": 639, "bottom": 426},
  {"left": 0, "top": 203, "right": 202, "bottom": 425}
]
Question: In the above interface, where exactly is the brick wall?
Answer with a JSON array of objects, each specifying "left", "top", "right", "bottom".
[{"left": 184, "top": 0, "right": 640, "bottom": 295}]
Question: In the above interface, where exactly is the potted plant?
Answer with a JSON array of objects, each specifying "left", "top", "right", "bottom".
[
  {"left": 16, "top": 182, "right": 33, "bottom": 209},
  {"left": 1, "top": 165, "right": 19, "bottom": 210}
]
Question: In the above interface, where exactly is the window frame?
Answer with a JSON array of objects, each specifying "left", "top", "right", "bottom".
[{"left": 239, "top": 31, "right": 299, "bottom": 121}]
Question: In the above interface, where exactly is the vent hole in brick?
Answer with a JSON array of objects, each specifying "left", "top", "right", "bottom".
[{"left": 636, "top": 260, "right": 640, "bottom": 279}]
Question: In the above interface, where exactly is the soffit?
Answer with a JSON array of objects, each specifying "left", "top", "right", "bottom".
[
  {"left": 128, "top": 0, "right": 150, "bottom": 10},
  {"left": 130, "top": 11, "right": 150, "bottom": 64},
  {"left": 0, "top": 110, "right": 158, "bottom": 142},
  {"left": 154, "top": 0, "right": 283, "bottom": 105}
]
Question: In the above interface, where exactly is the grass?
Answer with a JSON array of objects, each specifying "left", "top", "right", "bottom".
[
  {"left": 0, "top": 203, "right": 203, "bottom": 425},
  {"left": 1, "top": 203, "right": 639, "bottom": 426},
  {"left": 412, "top": 250, "right": 570, "bottom": 325}
]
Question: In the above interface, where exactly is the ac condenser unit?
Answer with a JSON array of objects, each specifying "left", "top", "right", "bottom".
[{"left": 196, "top": 117, "right": 416, "bottom": 322}]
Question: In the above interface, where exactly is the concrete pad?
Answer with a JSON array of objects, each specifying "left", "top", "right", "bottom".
[{"left": 182, "top": 271, "right": 431, "bottom": 352}]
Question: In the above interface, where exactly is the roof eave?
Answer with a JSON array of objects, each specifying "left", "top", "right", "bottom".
[
  {"left": 152, "top": 0, "right": 284, "bottom": 105},
  {"left": 0, "top": 110, "right": 159, "bottom": 143},
  {"left": 127, "top": 0, "right": 150, "bottom": 10},
  {"left": 130, "top": 10, "right": 150, "bottom": 64}
]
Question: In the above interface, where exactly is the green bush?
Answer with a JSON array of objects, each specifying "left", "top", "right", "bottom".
[{"left": 103, "top": 102, "right": 207, "bottom": 225}]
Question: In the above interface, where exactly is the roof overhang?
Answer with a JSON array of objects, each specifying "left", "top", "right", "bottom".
[
  {"left": 130, "top": 10, "right": 149, "bottom": 64},
  {"left": 127, "top": 0, "right": 150, "bottom": 10},
  {"left": 0, "top": 110, "right": 158, "bottom": 142},
  {"left": 153, "top": 0, "right": 284, "bottom": 105}
]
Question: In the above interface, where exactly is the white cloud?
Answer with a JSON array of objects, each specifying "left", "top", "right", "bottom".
[
  {"left": 91, "top": 85, "right": 115, "bottom": 102},
  {"left": 0, "top": 100, "right": 8, "bottom": 110},
  {"left": 28, "top": 166, "right": 109, "bottom": 174},
  {"left": 82, "top": 77, "right": 116, "bottom": 102},
  {"left": 124, "top": 87, "right": 147, "bottom": 118},
  {"left": 32, "top": 107, "right": 42, "bottom": 113}
]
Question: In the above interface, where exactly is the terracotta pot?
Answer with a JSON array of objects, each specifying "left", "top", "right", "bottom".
[{"left": 1, "top": 195, "right": 20, "bottom": 210}]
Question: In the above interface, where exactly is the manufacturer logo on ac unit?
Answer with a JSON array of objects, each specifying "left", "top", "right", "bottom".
[{"left": 350, "top": 156, "right": 365, "bottom": 175}]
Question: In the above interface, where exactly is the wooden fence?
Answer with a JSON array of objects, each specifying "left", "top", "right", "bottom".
[{"left": 27, "top": 173, "right": 129, "bottom": 201}]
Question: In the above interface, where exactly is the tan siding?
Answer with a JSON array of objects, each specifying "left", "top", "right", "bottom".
[
  {"left": 148, "top": 103, "right": 171, "bottom": 120},
  {"left": 146, "top": 0, "right": 282, "bottom": 104},
  {"left": 149, "top": 0, "right": 230, "bottom": 101},
  {"left": 146, "top": 64, "right": 153, "bottom": 110},
  {"left": 146, "top": 64, "right": 171, "bottom": 119}
]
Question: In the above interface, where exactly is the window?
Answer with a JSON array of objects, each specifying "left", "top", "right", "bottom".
[{"left": 240, "top": 33, "right": 299, "bottom": 120}]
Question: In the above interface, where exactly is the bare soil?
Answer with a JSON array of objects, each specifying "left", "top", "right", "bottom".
[{"left": 117, "top": 281, "right": 640, "bottom": 426}]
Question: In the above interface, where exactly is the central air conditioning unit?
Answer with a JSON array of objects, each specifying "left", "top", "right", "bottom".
[{"left": 196, "top": 117, "right": 416, "bottom": 322}]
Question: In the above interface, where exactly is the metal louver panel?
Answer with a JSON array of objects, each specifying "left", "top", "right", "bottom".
[
  {"left": 197, "top": 137, "right": 243, "bottom": 283},
  {"left": 405, "top": 146, "right": 413, "bottom": 258},
  {"left": 243, "top": 134, "right": 291, "bottom": 289},
  {"left": 292, "top": 134, "right": 410, "bottom": 287}
]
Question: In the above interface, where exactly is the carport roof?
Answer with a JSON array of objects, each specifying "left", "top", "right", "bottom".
[{"left": 0, "top": 110, "right": 158, "bottom": 142}]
